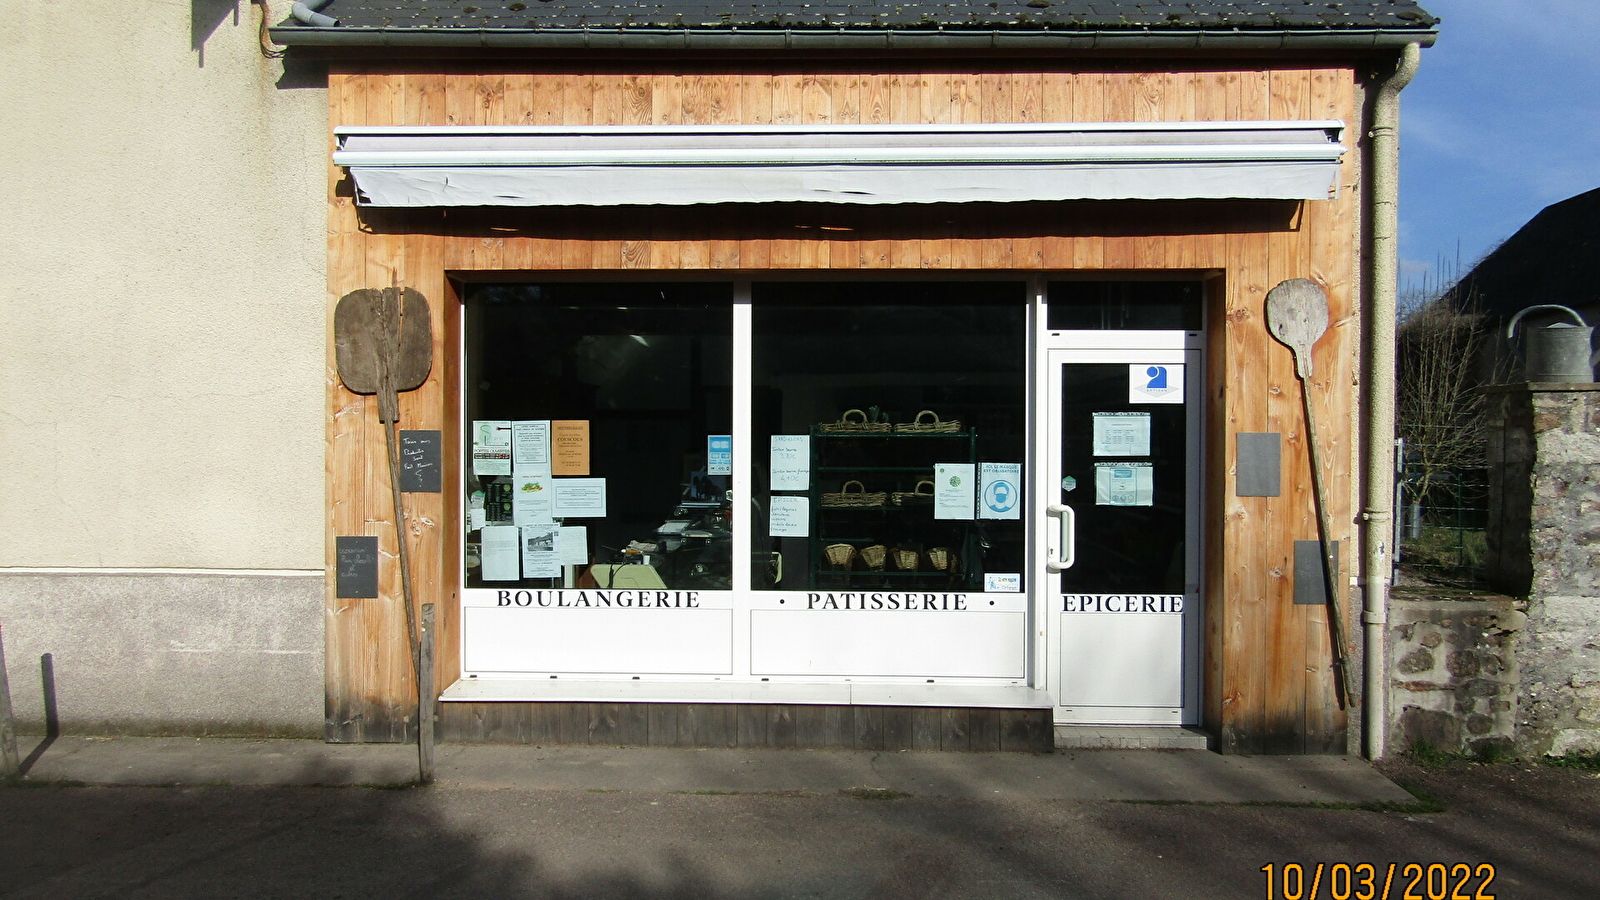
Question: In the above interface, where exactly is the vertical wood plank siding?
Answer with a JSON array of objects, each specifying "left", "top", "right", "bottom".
[{"left": 326, "top": 61, "right": 1363, "bottom": 752}]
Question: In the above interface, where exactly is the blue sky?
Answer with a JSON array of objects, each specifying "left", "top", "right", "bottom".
[{"left": 1400, "top": 0, "right": 1600, "bottom": 294}]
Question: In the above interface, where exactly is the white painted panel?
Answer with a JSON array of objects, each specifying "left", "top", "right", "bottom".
[
  {"left": 463, "top": 607, "right": 733, "bottom": 675},
  {"left": 751, "top": 611, "right": 1025, "bottom": 678},
  {"left": 1058, "top": 612, "right": 1183, "bottom": 708}
]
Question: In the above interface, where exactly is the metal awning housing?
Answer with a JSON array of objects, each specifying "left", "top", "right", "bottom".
[{"left": 333, "top": 121, "right": 1346, "bottom": 207}]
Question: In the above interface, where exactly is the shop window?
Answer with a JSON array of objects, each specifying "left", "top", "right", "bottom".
[
  {"left": 463, "top": 283, "right": 733, "bottom": 591},
  {"left": 751, "top": 283, "right": 1029, "bottom": 593}
]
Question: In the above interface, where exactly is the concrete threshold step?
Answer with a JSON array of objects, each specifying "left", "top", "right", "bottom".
[{"left": 1055, "top": 726, "right": 1214, "bottom": 751}]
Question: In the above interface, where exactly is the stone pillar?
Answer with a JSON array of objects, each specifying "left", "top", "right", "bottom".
[{"left": 1484, "top": 384, "right": 1600, "bottom": 757}]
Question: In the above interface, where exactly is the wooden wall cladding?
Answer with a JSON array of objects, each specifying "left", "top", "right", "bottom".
[
  {"left": 436, "top": 703, "right": 1053, "bottom": 752},
  {"left": 326, "top": 60, "right": 1363, "bottom": 753}
]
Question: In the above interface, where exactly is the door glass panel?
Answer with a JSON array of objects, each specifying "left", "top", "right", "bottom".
[{"left": 1057, "top": 363, "right": 1187, "bottom": 595}]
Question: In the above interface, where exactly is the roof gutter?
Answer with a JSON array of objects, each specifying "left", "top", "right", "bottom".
[{"left": 269, "top": 25, "right": 1437, "bottom": 53}]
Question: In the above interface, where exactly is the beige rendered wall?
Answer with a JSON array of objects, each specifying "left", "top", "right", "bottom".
[
  {"left": 0, "top": 4, "right": 327, "bottom": 734},
  {"left": 0, "top": 1, "right": 326, "bottom": 570}
]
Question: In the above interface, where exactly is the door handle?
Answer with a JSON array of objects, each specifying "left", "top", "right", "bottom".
[{"left": 1046, "top": 503, "right": 1076, "bottom": 571}]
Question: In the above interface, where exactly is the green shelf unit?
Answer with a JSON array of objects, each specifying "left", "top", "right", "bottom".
[{"left": 807, "top": 427, "right": 981, "bottom": 591}]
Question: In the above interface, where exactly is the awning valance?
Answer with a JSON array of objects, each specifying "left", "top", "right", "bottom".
[{"left": 333, "top": 121, "right": 1345, "bottom": 207}]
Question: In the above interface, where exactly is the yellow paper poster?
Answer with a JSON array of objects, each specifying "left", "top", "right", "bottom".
[{"left": 552, "top": 420, "right": 590, "bottom": 475}]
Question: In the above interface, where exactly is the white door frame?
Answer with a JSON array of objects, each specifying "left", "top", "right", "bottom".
[{"left": 1031, "top": 329, "right": 1204, "bottom": 725}]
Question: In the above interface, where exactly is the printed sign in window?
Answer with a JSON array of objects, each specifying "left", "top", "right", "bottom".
[
  {"left": 1094, "top": 462, "right": 1154, "bottom": 507},
  {"left": 707, "top": 435, "right": 732, "bottom": 475},
  {"left": 979, "top": 462, "right": 1022, "bottom": 520},
  {"left": 1129, "top": 364, "right": 1184, "bottom": 404},
  {"left": 1092, "top": 412, "right": 1151, "bottom": 457},
  {"left": 935, "top": 463, "right": 976, "bottom": 520}
]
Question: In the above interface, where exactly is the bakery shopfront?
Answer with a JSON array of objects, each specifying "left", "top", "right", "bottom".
[
  {"left": 282, "top": 4, "right": 1435, "bottom": 754},
  {"left": 454, "top": 276, "right": 1199, "bottom": 737}
]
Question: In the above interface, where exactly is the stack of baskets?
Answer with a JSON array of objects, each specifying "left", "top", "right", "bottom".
[
  {"left": 820, "top": 480, "right": 887, "bottom": 508},
  {"left": 824, "top": 543, "right": 858, "bottom": 569},
  {"left": 890, "top": 480, "right": 935, "bottom": 507},
  {"left": 894, "top": 410, "right": 961, "bottom": 434},
  {"left": 861, "top": 544, "right": 887, "bottom": 571},
  {"left": 819, "top": 408, "right": 892, "bottom": 434}
]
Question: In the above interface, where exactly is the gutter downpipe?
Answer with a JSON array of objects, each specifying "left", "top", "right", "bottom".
[
  {"left": 291, "top": 0, "right": 337, "bottom": 28},
  {"left": 1363, "top": 41, "right": 1420, "bottom": 761}
]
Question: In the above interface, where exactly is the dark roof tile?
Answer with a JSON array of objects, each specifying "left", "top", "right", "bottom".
[{"left": 286, "top": 0, "right": 1438, "bottom": 32}]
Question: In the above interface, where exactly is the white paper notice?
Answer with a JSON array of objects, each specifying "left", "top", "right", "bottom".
[
  {"left": 769, "top": 495, "right": 809, "bottom": 537},
  {"left": 511, "top": 472, "right": 555, "bottom": 525},
  {"left": 1092, "top": 412, "right": 1152, "bottom": 457},
  {"left": 512, "top": 420, "right": 551, "bottom": 472},
  {"left": 472, "top": 420, "right": 513, "bottom": 476},
  {"left": 554, "top": 478, "right": 607, "bottom": 518},
  {"left": 934, "top": 463, "right": 976, "bottom": 520},
  {"left": 1095, "top": 462, "right": 1155, "bottom": 507},
  {"left": 770, "top": 435, "right": 810, "bottom": 491},
  {"left": 521, "top": 524, "right": 562, "bottom": 579},
  {"left": 979, "top": 462, "right": 1022, "bottom": 520},
  {"left": 559, "top": 526, "right": 589, "bottom": 566},
  {"left": 480, "top": 525, "right": 521, "bottom": 581}
]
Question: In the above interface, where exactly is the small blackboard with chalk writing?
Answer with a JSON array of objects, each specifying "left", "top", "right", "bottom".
[
  {"left": 400, "top": 430, "right": 442, "bottom": 493},
  {"left": 336, "top": 536, "right": 379, "bottom": 599}
]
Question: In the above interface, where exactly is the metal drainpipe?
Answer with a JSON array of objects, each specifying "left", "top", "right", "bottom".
[
  {"left": 1363, "top": 42, "right": 1421, "bottom": 761},
  {"left": 292, "top": 0, "right": 338, "bottom": 28}
]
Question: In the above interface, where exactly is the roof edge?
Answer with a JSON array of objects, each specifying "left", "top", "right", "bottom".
[{"left": 269, "top": 25, "right": 1437, "bottom": 53}]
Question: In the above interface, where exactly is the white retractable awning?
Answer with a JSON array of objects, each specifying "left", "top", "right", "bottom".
[{"left": 333, "top": 121, "right": 1345, "bottom": 207}]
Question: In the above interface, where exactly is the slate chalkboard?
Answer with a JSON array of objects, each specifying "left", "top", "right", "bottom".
[
  {"left": 1294, "top": 540, "right": 1340, "bottom": 606},
  {"left": 336, "top": 536, "right": 379, "bottom": 599},
  {"left": 1236, "top": 432, "right": 1282, "bottom": 497},
  {"left": 400, "top": 430, "right": 442, "bottom": 493}
]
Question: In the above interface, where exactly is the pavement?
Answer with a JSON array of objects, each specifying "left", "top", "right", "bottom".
[
  {"left": 12, "top": 733, "right": 1416, "bottom": 804},
  {"left": 6, "top": 735, "right": 1600, "bottom": 899}
]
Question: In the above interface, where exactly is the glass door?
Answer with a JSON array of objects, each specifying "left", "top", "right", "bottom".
[{"left": 1041, "top": 343, "right": 1202, "bottom": 724}]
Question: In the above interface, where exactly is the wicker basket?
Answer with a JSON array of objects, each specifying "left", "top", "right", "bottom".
[
  {"left": 819, "top": 408, "right": 892, "bottom": 434},
  {"left": 820, "top": 480, "right": 887, "bottom": 508},
  {"left": 891, "top": 547, "right": 921, "bottom": 571},
  {"left": 927, "top": 547, "right": 956, "bottom": 571},
  {"left": 890, "top": 479, "right": 936, "bottom": 507},
  {"left": 824, "top": 543, "right": 857, "bottom": 569},
  {"left": 861, "top": 544, "right": 887, "bottom": 570},
  {"left": 894, "top": 410, "right": 961, "bottom": 434}
]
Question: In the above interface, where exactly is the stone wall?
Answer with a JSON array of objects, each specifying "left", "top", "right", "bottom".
[
  {"left": 1389, "top": 595, "right": 1523, "bottom": 757},
  {"left": 1482, "top": 385, "right": 1600, "bottom": 757}
]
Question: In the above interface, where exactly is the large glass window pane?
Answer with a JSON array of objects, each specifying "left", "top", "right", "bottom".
[
  {"left": 1046, "top": 281, "right": 1202, "bottom": 331},
  {"left": 751, "top": 283, "right": 1028, "bottom": 592},
  {"left": 463, "top": 283, "right": 732, "bottom": 591}
]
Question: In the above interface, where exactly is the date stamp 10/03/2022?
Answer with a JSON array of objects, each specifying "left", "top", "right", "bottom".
[{"left": 1260, "top": 863, "right": 1497, "bottom": 900}]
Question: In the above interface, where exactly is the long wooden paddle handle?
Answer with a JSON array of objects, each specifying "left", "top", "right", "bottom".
[
  {"left": 383, "top": 415, "right": 422, "bottom": 692},
  {"left": 1300, "top": 382, "right": 1356, "bottom": 709}
]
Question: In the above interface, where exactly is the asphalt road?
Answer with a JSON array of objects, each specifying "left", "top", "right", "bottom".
[{"left": 3, "top": 757, "right": 1595, "bottom": 899}]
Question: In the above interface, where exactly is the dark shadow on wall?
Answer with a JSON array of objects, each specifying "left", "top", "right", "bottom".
[
  {"left": 17, "top": 654, "right": 58, "bottom": 776},
  {"left": 192, "top": 0, "right": 239, "bottom": 68},
  {"left": 355, "top": 200, "right": 1304, "bottom": 245}
]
